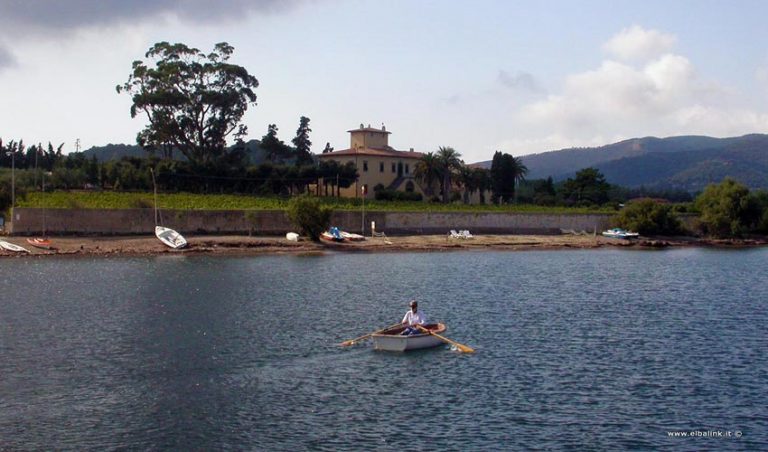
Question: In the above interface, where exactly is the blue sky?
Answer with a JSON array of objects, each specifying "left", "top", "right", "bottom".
[{"left": 1, "top": 0, "right": 767, "bottom": 163}]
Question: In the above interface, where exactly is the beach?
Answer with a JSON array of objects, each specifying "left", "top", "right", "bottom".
[{"left": 2, "top": 233, "right": 764, "bottom": 257}]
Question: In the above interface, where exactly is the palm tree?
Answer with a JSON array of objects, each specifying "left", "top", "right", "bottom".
[
  {"left": 472, "top": 167, "right": 492, "bottom": 204},
  {"left": 436, "top": 146, "right": 463, "bottom": 203},
  {"left": 510, "top": 156, "right": 529, "bottom": 202},
  {"left": 457, "top": 165, "right": 476, "bottom": 204},
  {"left": 415, "top": 152, "right": 440, "bottom": 197}
]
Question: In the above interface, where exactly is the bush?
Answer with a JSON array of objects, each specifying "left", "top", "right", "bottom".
[
  {"left": 286, "top": 194, "right": 332, "bottom": 241},
  {"left": 613, "top": 199, "right": 683, "bottom": 235},
  {"left": 374, "top": 189, "right": 423, "bottom": 202},
  {"left": 694, "top": 178, "right": 760, "bottom": 237}
]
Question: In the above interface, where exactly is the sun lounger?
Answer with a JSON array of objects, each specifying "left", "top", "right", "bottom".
[{"left": 460, "top": 230, "right": 474, "bottom": 239}]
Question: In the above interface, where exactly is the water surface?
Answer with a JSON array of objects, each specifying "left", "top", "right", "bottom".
[{"left": 1, "top": 248, "right": 766, "bottom": 450}]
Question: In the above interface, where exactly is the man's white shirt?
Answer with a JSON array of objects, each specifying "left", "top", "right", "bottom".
[{"left": 402, "top": 310, "right": 427, "bottom": 326}]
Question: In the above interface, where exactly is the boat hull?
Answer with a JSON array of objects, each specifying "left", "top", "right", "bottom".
[
  {"left": 372, "top": 323, "right": 447, "bottom": 352},
  {"left": 0, "top": 240, "right": 30, "bottom": 253},
  {"left": 155, "top": 226, "right": 188, "bottom": 249}
]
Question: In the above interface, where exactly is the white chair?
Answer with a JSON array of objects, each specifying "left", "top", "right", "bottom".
[
  {"left": 461, "top": 230, "right": 474, "bottom": 239},
  {"left": 449, "top": 230, "right": 463, "bottom": 239}
]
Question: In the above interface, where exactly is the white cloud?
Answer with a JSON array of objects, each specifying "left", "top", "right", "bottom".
[
  {"left": 507, "top": 27, "right": 768, "bottom": 154},
  {"left": 602, "top": 25, "right": 677, "bottom": 62}
]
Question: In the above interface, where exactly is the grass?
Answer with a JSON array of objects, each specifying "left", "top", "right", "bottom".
[{"left": 17, "top": 190, "right": 618, "bottom": 214}]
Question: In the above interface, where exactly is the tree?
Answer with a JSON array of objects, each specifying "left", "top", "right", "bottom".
[
  {"left": 560, "top": 167, "right": 610, "bottom": 205},
  {"left": 414, "top": 152, "right": 440, "bottom": 197},
  {"left": 116, "top": 41, "right": 259, "bottom": 169},
  {"left": 292, "top": 116, "right": 314, "bottom": 166},
  {"left": 613, "top": 199, "right": 683, "bottom": 235},
  {"left": 436, "top": 146, "right": 463, "bottom": 203},
  {"left": 694, "top": 178, "right": 761, "bottom": 237},
  {"left": 286, "top": 194, "right": 332, "bottom": 241},
  {"left": 261, "top": 124, "right": 292, "bottom": 163},
  {"left": 490, "top": 151, "right": 528, "bottom": 203}
]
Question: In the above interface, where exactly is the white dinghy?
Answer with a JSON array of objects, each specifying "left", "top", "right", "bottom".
[
  {"left": 155, "top": 226, "right": 188, "bottom": 249},
  {"left": 0, "top": 240, "right": 30, "bottom": 253}
]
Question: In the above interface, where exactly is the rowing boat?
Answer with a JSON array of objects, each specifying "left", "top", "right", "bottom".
[
  {"left": 0, "top": 240, "right": 30, "bottom": 253},
  {"left": 155, "top": 226, "right": 188, "bottom": 249},
  {"left": 371, "top": 323, "right": 447, "bottom": 352}
]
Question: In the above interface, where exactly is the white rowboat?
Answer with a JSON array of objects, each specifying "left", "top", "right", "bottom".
[
  {"left": 0, "top": 240, "right": 30, "bottom": 253},
  {"left": 155, "top": 226, "right": 188, "bottom": 249},
  {"left": 371, "top": 323, "right": 447, "bottom": 352}
]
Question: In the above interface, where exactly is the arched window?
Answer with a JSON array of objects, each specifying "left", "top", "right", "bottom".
[{"left": 405, "top": 181, "right": 415, "bottom": 192}]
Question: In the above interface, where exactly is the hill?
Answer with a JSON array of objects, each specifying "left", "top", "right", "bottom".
[
  {"left": 474, "top": 134, "right": 768, "bottom": 191},
  {"left": 81, "top": 140, "right": 270, "bottom": 165}
]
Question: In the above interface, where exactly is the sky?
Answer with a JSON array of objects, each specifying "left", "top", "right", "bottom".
[{"left": 1, "top": 0, "right": 768, "bottom": 163}]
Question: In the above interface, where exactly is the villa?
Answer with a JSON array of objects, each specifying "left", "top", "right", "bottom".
[{"left": 318, "top": 124, "right": 426, "bottom": 199}]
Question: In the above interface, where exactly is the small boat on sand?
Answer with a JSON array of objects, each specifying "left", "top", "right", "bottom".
[
  {"left": 371, "top": 323, "right": 447, "bottom": 352},
  {"left": 602, "top": 228, "right": 639, "bottom": 239},
  {"left": 340, "top": 231, "right": 365, "bottom": 241},
  {"left": 0, "top": 240, "right": 30, "bottom": 253},
  {"left": 155, "top": 226, "right": 188, "bottom": 249},
  {"left": 321, "top": 226, "right": 365, "bottom": 242},
  {"left": 26, "top": 238, "right": 54, "bottom": 250}
]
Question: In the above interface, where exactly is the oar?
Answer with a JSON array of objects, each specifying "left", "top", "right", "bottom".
[
  {"left": 339, "top": 322, "right": 403, "bottom": 347},
  {"left": 416, "top": 324, "right": 475, "bottom": 353}
]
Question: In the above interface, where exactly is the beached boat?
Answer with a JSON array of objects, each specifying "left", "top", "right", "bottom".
[
  {"left": 320, "top": 227, "right": 345, "bottom": 242},
  {"left": 286, "top": 232, "right": 299, "bottom": 242},
  {"left": 155, "top": 226, "right": 188, "bottom": 249},
  {"left": 340, "top": 231, "right": 365, "bottom": 241},
  {"left": 0, "top": 240, "right": 30, "bottom": 253},
  {"left": 602, "top": 228, "right": 640, "bottom": 239},
  {"left": 371, "top": 323, "right": 447, "bottom": 352},
  {"left": 26, "top": 237, "right": 53, "bottom": 250},
  {"left": 321, "top": 227, "right": 364, "bottom": 242}
]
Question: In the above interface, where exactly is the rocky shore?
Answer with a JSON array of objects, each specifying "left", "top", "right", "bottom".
[{"left": 1, "top": 233, "right": 766, "bottom": 258}]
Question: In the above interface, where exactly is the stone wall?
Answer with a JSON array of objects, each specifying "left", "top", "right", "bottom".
[{"left": 9, "top": 208, "right": 616, "bottom": 236}]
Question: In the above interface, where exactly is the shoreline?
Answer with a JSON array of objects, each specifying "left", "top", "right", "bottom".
[{"left": 1, "top": 234, "right": 766, "bottom": 258}]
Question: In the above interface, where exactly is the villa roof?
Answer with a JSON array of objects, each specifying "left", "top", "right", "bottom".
[
  {"left": 319, "top": 147, "right": 424, "bottom": 159},
  {"left": 347, "top": 127, "right": 391, "bottom": 134}
]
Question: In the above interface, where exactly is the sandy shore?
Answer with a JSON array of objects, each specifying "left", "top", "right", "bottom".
[{"left": 1, "top": 233, "right": 765, "bottom": 258}]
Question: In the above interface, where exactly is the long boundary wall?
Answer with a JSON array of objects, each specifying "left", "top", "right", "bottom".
[{"left": 8, "top": 208, "right": 616, "bottom": 236}]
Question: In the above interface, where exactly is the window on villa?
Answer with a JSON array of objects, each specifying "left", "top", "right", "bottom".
[
  {"left": 363, "top": 161, "right": 368, "bottom": 172},
  {"left": 405, "top": 181, "right": 415, "bottom": 192},
  {"left": 380, "top": 162, "right": 384, "bottom": 172},
  {"left": 405, "top": 164, "right": 410, "bottom": 174},
  {"left": 392, "top": 163, "right": 396, "bottom": 173}
]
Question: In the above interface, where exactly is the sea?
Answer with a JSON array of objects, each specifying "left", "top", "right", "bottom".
[{"left": 1, "top": 248, "right": 766, "bottom": 450}]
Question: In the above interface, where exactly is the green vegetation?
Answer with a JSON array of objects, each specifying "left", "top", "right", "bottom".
[
  {"left": 286, "top": 195, "right": 332, "bottom": 241},
  {"left": 17, "top": 190, "right": 618, "bottom": 213},
  {"left": 116, "top": 42, "right": 258, "bottom": 168},
  {"left": 613, "top": 199, "right": 683, "bottom": 236},
  {"left": 490, "top": 151, "right": 528, "bottom": 203},
  {"left": 693, "top": 178, "right": 764, "bottom": 237}
]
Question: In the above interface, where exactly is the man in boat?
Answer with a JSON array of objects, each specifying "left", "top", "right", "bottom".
[{"left": 401, "top": 300, "right": 427, "bottom": 335}]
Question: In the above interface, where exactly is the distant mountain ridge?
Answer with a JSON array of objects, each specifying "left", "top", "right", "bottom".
[{"left": 474, "top": 134, "right": 768, "bottom": 192}]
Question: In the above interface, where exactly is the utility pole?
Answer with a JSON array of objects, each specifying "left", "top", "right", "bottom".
[{"left": 11, "top": 149, "right": 15, "bottom": 211}]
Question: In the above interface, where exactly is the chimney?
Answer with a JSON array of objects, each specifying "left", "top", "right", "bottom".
[
  {"left": 382, "top": 123, "right": 386, "bottom": 131},
  {"left": 410, "top": 147, "right": 414, "bottom": 152},
  {"left": 367, "top": 124, "right": 371, "bottom": 128},
  {"left": 359, "top": 123, "right": 364, "bottom": 129}
]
